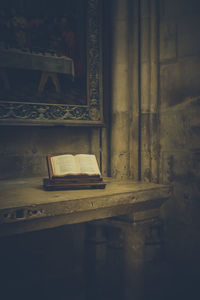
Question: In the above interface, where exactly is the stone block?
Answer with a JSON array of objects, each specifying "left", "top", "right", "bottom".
[
  {"left": 160, "top": 22, "right": 177, "bottom": 62},
  {"left": 0, "top": 154, "right": 47, "bottom": 179},
  {"left": 140, "top": 62, "right": 150, "bottom": 112},
  {"left": 160, "top": 150, "right": 200, "bottom": 186},
  {"left": 160, "top": 97, "right": 200, "bottom": 151},
  {"left": 112, "top": 20, "right": 128, "bottom": 64},
  {"left": 161, "top": 0, "right": 200, "bottom": 19},
  {"left": 160, "top": 58, "right": 200, "bottom": 108},
  {"left": 111, "top": 64, "right": 129, "bottom": 112},
  {"left": 111, "top": 112, "right": 130, "bottom": 150},
  {"left": 111, "top": 152, "right": 130, "bottom": 179},
  {"left": 140, "top": 18, "right": 151, "bottom": 63},
  {"left": 140, "top": 0, "right": 151, "bottom": 18},
  {"left": 0, "top": 126, "right": 92, "bottom": 178},
  {"left": 112, "top": 0, "right": 129, "bottom": 21},
  {"left": 178, "top": 16, "right": 200, "bottom": 58}
]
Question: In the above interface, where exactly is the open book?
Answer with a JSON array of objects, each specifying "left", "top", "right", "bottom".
[
  {"left": 44, "top": 153, "right": 106, "bottom": 189},
  {"left": 47, "top": 154, "right": 101, "bottom": 179}
]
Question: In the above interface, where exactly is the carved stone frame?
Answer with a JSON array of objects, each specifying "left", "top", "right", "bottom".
[{"left": 0, "top": 0, "right": 103, "bottom": 126}]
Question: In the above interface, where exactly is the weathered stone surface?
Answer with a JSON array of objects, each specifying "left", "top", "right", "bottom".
[
  {"left": 159, "top": 0, "right": 200, "bottom": 269},
  {"left": 0, "top": 126, "right": 93, "bottom": 179},
  {"left": 160, "top": 98, "right": 200, "bottom": 151},
  {"left": 160, "top": 22, "right": 177, "bottom": 62},
  {"left": 160, "top": 58, "right": 200, "bottom": 109},
  {"left": 162, "top": 0, "right": 200, "bottom": 18},
  {"left": 178, "top": 16, "right": 200, "bottom": 57},
  {"left": 111, "top": 0, "right": 130, "bottom": 180},
  {"left": 0, "top": 177, "right": 171, "bottom": 236}
]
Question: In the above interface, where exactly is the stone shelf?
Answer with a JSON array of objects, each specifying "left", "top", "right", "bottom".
[{"left": 0, "top": 177, "right": 172, "bottom": 237}]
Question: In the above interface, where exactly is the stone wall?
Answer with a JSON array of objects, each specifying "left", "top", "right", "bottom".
[
  {"left": 109, "top": 0, "right": 200, "bottom": 298},
  {"left": 159, "top": 0, "right": 200, "bottom": 266},
  {"left": 0, "top": 126, "right": 94, "bottom": 179},
  {"left": 110, "top": 0, "right": 200, "bottom": 268}
]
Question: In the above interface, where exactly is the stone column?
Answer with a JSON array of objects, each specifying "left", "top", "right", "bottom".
[
  {"left": 84, "top": 223, "right": 108, "bottom": 300},
  {"left": 110, "top": 0, "right": 130, "bottom": 179},
  {"left": 129, "top": 0, "right": 141, "bottom": 181},
  {"left": 122, "top": 211, "right": 164, "bottom": 300},
  {"left": 85, "top": 222, "right": 124, "bottom": 300},
  {"left": 110, "top": 0, "right": 160, "bottom": 182},
  {"left": 91, "top": 205, "right": 165, "bottom": 300},
  {"left": 140, "top": 0, "right": 160, "bottom": 183}
]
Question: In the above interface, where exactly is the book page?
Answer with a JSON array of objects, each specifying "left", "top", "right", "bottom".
[
  {"left": 75, "top": 154, "right": 101, "bottom": 176},
  {"left": 51, "top": 154, "right": 80, "bottom": 176}
]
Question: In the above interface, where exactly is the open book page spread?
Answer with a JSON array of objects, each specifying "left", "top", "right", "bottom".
[
  {"left": 51, "top": 154, "right": 79, "bottom": 176},
  {"left": 50, "top": 154, "right": 101, "bottom": 177},
  {"left": 44, "top": 153, "right": 106, "bottom": 189},
  {"left": 75, "top": 154, "right": 101, "bottom": 176}
]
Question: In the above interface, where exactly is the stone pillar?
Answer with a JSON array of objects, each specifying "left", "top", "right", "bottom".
[
  {"left": 84, "top": 223, "right": 108, "bottom": 300},
  {"left": 105, "top": 226, "right": 124, "bottom": 300},
  {"left": 110, "top": 0, "right": 160, "bottom": 182},
  {"left": 129, "top": 0, "right": 141, "bottom": 181},
  {"left": 140, "top": 0, "right": 160, "bottom": 183},
  {"left": 122, "top": 212, "right": 164, "bottom": 300},
  {"left": 111, "top": 0, "right": 130, "bottom": 179},
  {"left": 91, "top": 206, "right": 165, "bottom": 300},
  {"left": 85, "top": 223, "right": 124, "bottom": 300}
]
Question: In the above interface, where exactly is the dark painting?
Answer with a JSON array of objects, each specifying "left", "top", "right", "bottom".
[{"left": 0, "top": 0, "right": 87, "bottom": 105}]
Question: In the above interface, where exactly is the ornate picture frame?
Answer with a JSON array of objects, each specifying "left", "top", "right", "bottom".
[{"left": 0, "top": 0, "right": 103, "bottom": 126}]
